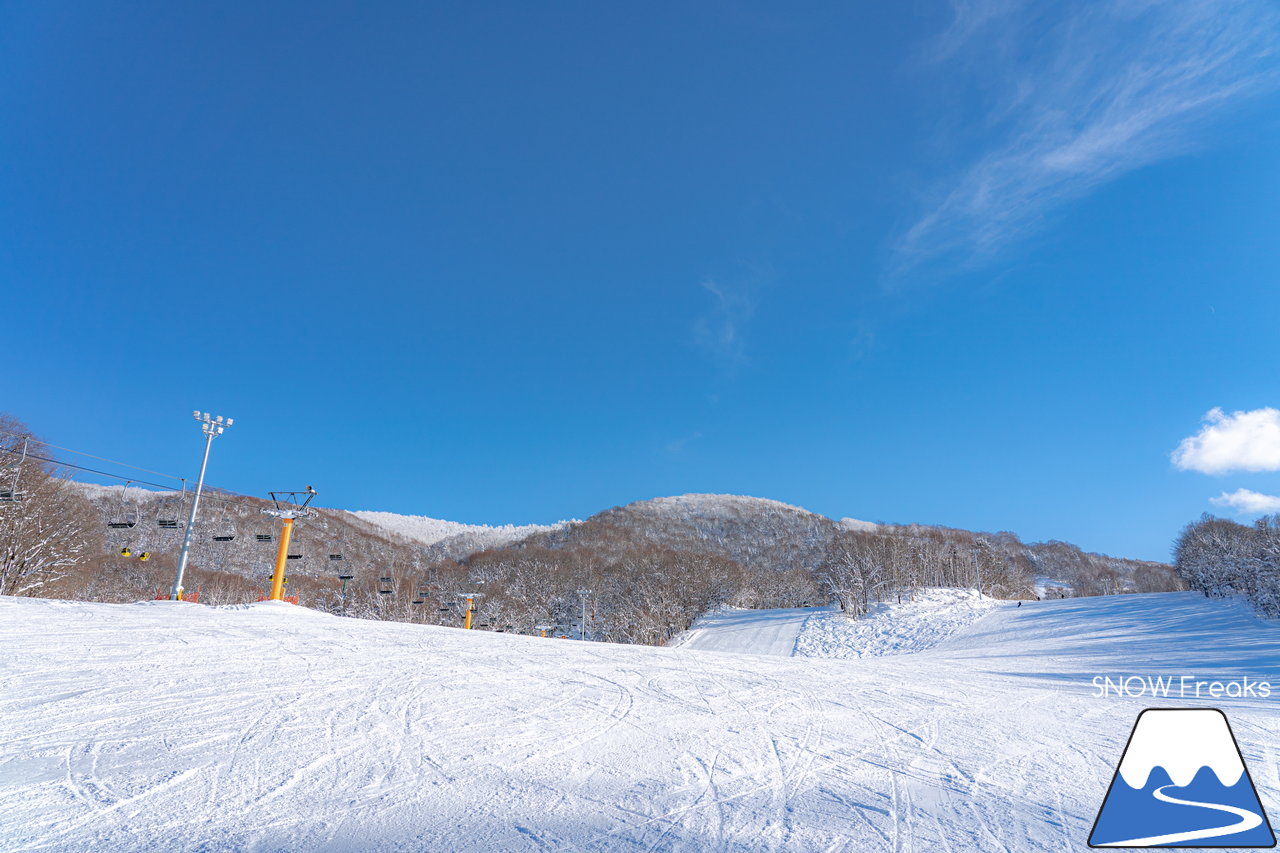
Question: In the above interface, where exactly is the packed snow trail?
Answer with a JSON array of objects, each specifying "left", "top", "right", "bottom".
[
  {"left": 671, "top": 607, "right": 823, "bottom": 656},
  {"left": 0, "top": 592, "right": 1277, "bottom": 851}
]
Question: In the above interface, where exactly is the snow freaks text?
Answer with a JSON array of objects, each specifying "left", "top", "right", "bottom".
[{"left": 1092, "top": 675, "right": 1273, "bottom": 699}]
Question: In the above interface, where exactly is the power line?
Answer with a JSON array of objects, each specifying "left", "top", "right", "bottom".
[
  {"left": 0, "top": 427, "right": 184, "bottom": 485},
  {"left": 0, "top": 444, "right": 270, "bottom": 513}
]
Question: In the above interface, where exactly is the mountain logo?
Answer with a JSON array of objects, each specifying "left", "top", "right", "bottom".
[{"left": 1089, "top": 708, "right": 1276, "bottom": 848}]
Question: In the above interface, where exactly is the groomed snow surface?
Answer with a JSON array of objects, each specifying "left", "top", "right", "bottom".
[{"left": 2, "top": 591, "right": 1278, "bottom": 851}]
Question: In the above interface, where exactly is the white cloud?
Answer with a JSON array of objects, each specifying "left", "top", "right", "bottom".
[
  {"left": 895, "top": 0, "right": 1280, "bottom": 268},
  {"left": 1211, "top": 488, "right": 1280, "bottom": 515},
  {"left": 1172, "top": 407, "right": 1280, "bottom": 474}
]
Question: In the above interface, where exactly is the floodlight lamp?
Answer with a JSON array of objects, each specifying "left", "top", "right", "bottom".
[
  {"left": 215, "top": 415, "right": 223, "bottom": 424},
  {"left": 192, "top": 410, "right": 201, "bottom": 419},
  {"left": 226, "top": 418, "right": 234, "bottom": 426}
]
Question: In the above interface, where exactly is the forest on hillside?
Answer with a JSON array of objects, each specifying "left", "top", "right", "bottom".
[
  {"left": 1173, "top": 513, "right": 1280, "bottom": 618},
  {"left": 2, "top": 415, "right": 1184, "bottom": 645}
]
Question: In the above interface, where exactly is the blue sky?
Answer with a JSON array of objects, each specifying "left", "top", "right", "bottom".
[{"left": 3, "top": 1, "right": 1279, "bottom": 562}]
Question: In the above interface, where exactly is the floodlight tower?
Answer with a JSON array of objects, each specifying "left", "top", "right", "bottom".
[
  {"left": 169, "top": 411, "right": 233, "bottom": 601},
  {"left": 262, "top": 487, "right": 317, "bottom": 602}
]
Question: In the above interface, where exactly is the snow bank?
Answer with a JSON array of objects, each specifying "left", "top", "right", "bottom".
[{"left": 794, "top": 589, "right": 1006, "bottom": 659}]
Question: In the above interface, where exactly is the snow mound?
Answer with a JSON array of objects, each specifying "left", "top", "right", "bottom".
[
  {"left": 352, "top": 510, "right": 569, "bottom": 549},
  {"left": 794, "top": 588, "right": 1005, "bottom": 659}
]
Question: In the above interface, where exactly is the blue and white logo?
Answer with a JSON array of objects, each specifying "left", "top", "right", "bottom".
[{"left": 1089, "top": 708, "right": 1275, "bottom": 847}]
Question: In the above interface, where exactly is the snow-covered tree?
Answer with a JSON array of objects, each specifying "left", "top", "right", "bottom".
[{"left": 0, "top": 415, "right": 101, "bottom": 596}]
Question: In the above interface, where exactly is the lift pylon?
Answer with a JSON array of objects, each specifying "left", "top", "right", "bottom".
[{"left": 262, "top": 487, "right": 316, "bottom": 602}]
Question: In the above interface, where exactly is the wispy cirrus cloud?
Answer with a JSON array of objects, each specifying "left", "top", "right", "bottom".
[
  {"left": 895, "top": 0, "right": 1280, "bottom": 269},
  {"left": 694, "top": 279, "right": 754, "bottom": 367}
]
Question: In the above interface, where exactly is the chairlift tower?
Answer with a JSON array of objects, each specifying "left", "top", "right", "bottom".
[
  {"left": 262, "top": 487, "right": 317, "bottom": 602},
  {"left": 970, "top": 544, "right": 985, "bottom": 599},
  {"left": 170, "top": 412, "right": 233, "bottom": 601},
  {"left": 577, "top": 588, "right": 591, "bottom": 641},
  {"left": 458, "top": 592, "right": 483, "bottom": 630}
]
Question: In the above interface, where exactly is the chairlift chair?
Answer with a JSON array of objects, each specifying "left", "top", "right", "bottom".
[
  {"left": 255, "top": 533, "right": 273, "bottom": 543},
  {"left": 1, "top": 440, "right": 29, "bottom": 501},
  {"left": 107, "top": 484, "right": 140, "bottom": 529},
  {"left": 156, "top": 488, "right": 185, "bottom": 529},
  {"left": 377, "top": 576, "right": 394, "bottom": 595},
  {"left": 210, "top": 505, "right": 236, "bottom": 542}
]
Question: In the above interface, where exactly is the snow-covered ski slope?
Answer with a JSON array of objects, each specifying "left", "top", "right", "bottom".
[
  {"left": 2, "top": 592, "right": 1277, "bottom": 852},
  {"left": 675, "top": 590, "right": 1002, "bottom": 659},
  {"left": 672, "top": 606, "right": 826, "bottom": 656}
]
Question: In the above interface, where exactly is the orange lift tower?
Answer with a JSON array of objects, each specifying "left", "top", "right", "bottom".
[
  {"left": 262, "top": 487, "right": 317, "bottom": 601},
  {"left": 457, "top": 592, "right": 484, "bottom": 629}
]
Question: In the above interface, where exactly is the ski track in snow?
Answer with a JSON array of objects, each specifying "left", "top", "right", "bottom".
[{"left": 0, "top": 592, "right": 1277, "bottom": 851}]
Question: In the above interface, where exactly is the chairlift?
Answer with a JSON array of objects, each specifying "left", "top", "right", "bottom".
[
  {"left": 377, "top": 576, "right": 394, "bottom": 595},
  {"left": 0, "top": 471, "right": 24, "bottom": 503},
  {"left": 139, "top": 551, "right": 150, "bottom": 562},
  {"left": 107, "top": 482, "right": 140, "bottom": 529},
  {"left": 255, "top": 533, "right": 273, "bottom": 543},
  {"left": 336, "top": 571, "right": 355, "bottom": 581},
  {"left": 156, "top": 488, "right": 186, "bottom": 530},
  {"left": 120, "top": 546, "right": 132, "bottom": 557},
  {"left": 328, "top": 553, "right": 344, "bottom": 561},
  {"left": 287, "top": 553, "right": 302, "bottom": 561},
  {"left": 210, "top": 503, "right": 236, "bottom": 542},
  {"left": 1, "top": 439, "right": 29, "bottom": 502}
]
